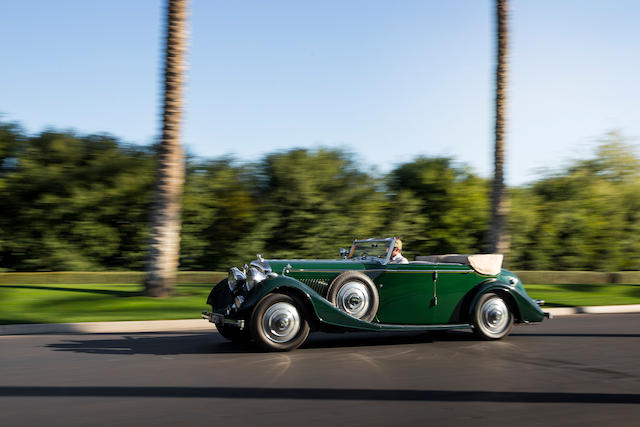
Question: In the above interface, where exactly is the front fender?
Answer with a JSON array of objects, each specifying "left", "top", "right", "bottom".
[
  {"left": 469, "top": 280, "right": 545, "bottom": 323},
  {"left": 207, "top": 278, "right": 233, "bottom": 312},
  {"left": 244, "top": 275, "right": 382, "bottom": 331}
]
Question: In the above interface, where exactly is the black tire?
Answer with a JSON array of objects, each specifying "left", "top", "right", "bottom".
[
  {"left": 216, "top": 323, "right": 250, "bottom": 343},
  {"left": 251, "top": 293, "right": 310, "bottom": 352},
  {"left": 472, "top": 292, "right": 514, "bottom": 340},
  {"left": 327, "top": 271, "right": 379, "bottom": 322}
]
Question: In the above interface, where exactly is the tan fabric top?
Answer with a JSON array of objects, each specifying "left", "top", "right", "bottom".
[{"left": 414, "top": 254, "right": 504, "bottom": 276}]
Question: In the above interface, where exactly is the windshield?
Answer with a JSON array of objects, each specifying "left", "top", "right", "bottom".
[{"left": 349, "top": 239, "right": 393, "bottom": 261}]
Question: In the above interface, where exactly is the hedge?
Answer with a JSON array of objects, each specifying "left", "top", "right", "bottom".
[
  {"left": 0, "top": 271, "right": 227, "bottom": 285},
  {"left": 1, "top": 270, "right": 639, "bottom": 286},
  {"left": 514, "top": 271, "right": 640, "bottom": 285}
]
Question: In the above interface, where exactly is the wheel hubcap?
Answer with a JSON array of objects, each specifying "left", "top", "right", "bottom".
[
  {"left": 480, "top": 297, "right": 509, "bottom": 333},
  {"left": 336, "top": 281, "right": 370, "bottom": 319},
  {"left": 262, "top": 302, "right": 300, "bottom": 343}
]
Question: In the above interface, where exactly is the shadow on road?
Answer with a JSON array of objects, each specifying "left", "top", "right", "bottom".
[
  {"left": 46, "top": 330, "right": 477, "bottom": 356},
  {"left": 511, "top": 333, "right": 640, "bottom": 338},
  {"left": 51, "top": 327, "right": 638, "bottom": 357},
  {"left": 46, "top": 333, "right": 253, "bottom": 355},
  {"left": 46, "top": 328, "right": 640, "bottom": 357},
  {"left": 0, "top": 386, "right": 638, "bottom": 404},
  {"left": 303, "top": 330, "right": 474, "bottom": 349}
]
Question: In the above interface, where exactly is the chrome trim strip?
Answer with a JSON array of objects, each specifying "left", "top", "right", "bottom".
[{"left": 287, "top": 269, "right": 474, "bottom": 274}]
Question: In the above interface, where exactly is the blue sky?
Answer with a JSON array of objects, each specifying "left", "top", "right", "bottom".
[{"left": 2, "top": 0, "right": 639, "bottom": 185}]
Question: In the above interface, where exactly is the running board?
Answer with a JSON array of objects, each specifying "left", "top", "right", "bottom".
[{"left": 370, "top": 323, "right": 472, "bottom": 332}]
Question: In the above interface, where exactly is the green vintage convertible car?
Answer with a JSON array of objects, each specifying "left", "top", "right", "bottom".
[{"left": 202, "top": 237, "right": 550, "bottom": 351}]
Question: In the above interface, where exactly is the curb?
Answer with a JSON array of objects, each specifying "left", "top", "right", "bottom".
[
  {"left": 1, "top": 305, "right": 640, "bottom": 336},
  {"left": 0, "top": 319, "right": 216, "bottom": 336},
  {"left": 545, "top": 304, "right": 640, "bottom": 317}
]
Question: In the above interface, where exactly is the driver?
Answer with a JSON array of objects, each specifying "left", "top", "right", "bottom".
[{"left": 389, "top": 238, "right": 409, "bottom": 264}]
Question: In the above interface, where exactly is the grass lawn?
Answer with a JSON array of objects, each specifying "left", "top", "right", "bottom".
[
  {"left": 525, "top": 283, "right": 640, "bottom": 307},
  {"left": 1, "top": 282, "right": 640, "bottom": 325},
  {"left": 0, "top": 283, "right": 214, "bottom": 325}
]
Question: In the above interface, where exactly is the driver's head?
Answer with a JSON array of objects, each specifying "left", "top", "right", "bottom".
[{"left": 392, "top": 238, "right": 403, "bottom": 255}]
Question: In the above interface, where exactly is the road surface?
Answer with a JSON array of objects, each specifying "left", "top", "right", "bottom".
[{"left": 1, "top": 314, "right": 639, "bottom": 426}]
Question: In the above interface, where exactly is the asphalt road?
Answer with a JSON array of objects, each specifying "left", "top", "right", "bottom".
[{"left": 1, "top": 314, "right": 639, "bottom": 427}]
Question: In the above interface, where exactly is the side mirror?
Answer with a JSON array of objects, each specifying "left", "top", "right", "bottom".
[{"left": 339, "top": 248, "right": 349, "bottom": 259}]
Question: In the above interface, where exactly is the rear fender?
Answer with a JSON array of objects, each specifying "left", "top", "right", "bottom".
[{"left": 469, "top": 280, "right": 544, "bottom": 323}]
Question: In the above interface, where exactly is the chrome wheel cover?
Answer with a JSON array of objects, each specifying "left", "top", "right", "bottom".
[
  {"left": 336, "top": 281, "right": 370, "bottom": 319},
  {"left": 261, "top": 302, "right": 301, "bottom": 343},
  {"left": 480, "top": 297, "right": 510, "bottom": 335}
]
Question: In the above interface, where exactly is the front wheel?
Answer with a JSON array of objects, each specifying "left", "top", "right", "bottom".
[
  {"left": 251, "top": 293, "right": 310, "bottom": 351},
  {"left": 472, "top": 292, "right": 514, "bottom": 340}
]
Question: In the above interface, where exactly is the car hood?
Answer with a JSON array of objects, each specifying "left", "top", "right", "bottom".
[{"left": 264, "top": 259, "right": 376, "bottom": 274}]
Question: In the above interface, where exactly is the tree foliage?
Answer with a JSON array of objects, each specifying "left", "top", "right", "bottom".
[
  {"left": 0, "top": 130, "right": 155, "bottom": 270},
  {"left": 1, "top": 123, "right": 639, "bottom": 272},
  {"left": 507, "top": 132, "right": 640, "bottom": 270},
  {"left": 180, "top": 158, "right": 263, "bottom": 269},
  {"left": 387, "top": 157, "right": 489, "bottom": 260},
  {"left": 257, "top": 149, "right": 387, "bottom": 259}
]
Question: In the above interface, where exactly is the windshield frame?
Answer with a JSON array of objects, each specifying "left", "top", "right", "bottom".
[{"left": 348, "top": 237, "right": 396, "bottom": 265}]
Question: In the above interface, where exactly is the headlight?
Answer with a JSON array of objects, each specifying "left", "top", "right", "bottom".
[
  {"left": 228, "top": 267, "right": 246, "bottom": 292},
  {"left": 246, "top": 266, "right": 267, "bottom": 291},
  {"left": 244, "top": 259, "right": 276, "bottom": 291}
]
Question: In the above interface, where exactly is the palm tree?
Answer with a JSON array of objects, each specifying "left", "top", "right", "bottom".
[
  {"left": 144, "top": 0, "right": 189, "bottom": 297},
  {"left": 488, "top": 0, "right": 509, "bottom": 254}
]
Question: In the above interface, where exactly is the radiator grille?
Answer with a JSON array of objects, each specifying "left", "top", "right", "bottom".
[{"left": 299, "top": 278, "right": 330, "bottom": 297}]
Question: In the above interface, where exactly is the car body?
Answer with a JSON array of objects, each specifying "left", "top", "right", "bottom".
[{"left": 202, "top": 237, "right": 549, "bottom": 351}]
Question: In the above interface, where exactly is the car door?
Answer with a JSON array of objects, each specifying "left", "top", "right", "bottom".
[
  {"left": 374, "top": 263, "right": 436, "bottom": 324},
  {"left": 428, "top": 267, "right": 486, "bottom": 324}
]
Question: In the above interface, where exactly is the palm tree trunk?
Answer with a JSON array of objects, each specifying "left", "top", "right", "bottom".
[
  {"left": 488, "top": 0, "right": 510, "bottom": 254},
  {"left": 144, "top": 0, "right": 188, "bottom": 297}
]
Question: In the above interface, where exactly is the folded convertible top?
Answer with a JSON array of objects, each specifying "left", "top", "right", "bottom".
[{"left": 414, "top": 254, "right": 504, "bottom": 276}]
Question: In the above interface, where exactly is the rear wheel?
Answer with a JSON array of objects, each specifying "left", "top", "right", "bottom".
[
  {"left": 251, "top": 293, "right": 310, "bottom": 351},
  {"left": 472, "top": 292, "right": 514, "bottom": 340}
]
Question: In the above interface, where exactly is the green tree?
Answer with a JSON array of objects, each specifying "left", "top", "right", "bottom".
[
  {"left": 0, "top": 131, "right": 155, "bottom": 271},
  {"left": 257, "top": 149, "right": 387, "bottom": 260},
  {"left": 508, "top": 133, "right": 640, "bottom": 271},
  {"left": 388, "top": 157, "right": 490, "bottom": 258},
  {"left": 0, "top": 121, "right": 24, "bottom": 265},
  {"left": 180, "top": 158, "right": 265, "bottom": 270}
]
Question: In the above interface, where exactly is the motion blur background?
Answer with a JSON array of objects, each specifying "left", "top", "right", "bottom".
[{"left": 1, "top": 0, "right": 639, "bottom": 273}]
